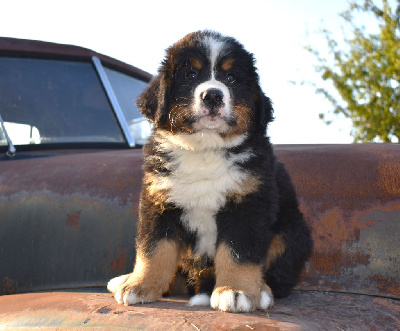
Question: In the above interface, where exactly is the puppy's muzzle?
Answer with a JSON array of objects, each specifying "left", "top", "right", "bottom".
[{"left": 201, "top": 89, "right": 224, "bottom": 114}]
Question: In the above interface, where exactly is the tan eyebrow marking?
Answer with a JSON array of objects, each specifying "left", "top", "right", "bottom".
[
  {"left": 221, "top": 58, "right": 234, "bottom": 71},
  {"left": 190, "top": 58, "right": 203, "bottom": 70}
]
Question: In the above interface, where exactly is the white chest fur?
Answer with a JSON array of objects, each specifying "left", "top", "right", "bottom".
[{"left": 155, "top": 132, "right": 250, "bottom": 257}]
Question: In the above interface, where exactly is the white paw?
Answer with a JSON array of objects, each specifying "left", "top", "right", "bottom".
[
  {"left": 123, "top": 291, "right": 141, "bottom": 305},
  {"left": 210, "top": 289, "right": 252, "bottom": 313},
  {"left": 188, "top": 293, "right": 211, "bottom": 306},
  {"left": 107, "top": 274, "right": 130, "bottom": 294},
  {"left": 113, "top": 286, "right": 143, "bottom": 305},
  {"left": 258, "top": 290, "right": 274, "bottom": 309}
]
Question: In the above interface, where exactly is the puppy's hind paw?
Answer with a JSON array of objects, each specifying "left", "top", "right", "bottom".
[{"left": 188, "top": 293, "right": 211, "bottom": 307}]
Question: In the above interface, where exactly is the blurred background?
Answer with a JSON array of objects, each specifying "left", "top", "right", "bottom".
[{"left": 1, "top": 0, "right": 398, "bottom": 144}]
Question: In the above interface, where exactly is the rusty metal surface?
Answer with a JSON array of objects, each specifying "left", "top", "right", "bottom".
[
  {"left": 0, "top": 291, "right": 399, "bottom": 330},
  {"left": 1, "top": 144, "right": 400, "bottom": 301},
  {"left": 0, "top": 149, "right": 143, "bottom": 295},
  {"left": 275, "top": 144, "right": 400, "bottom": 299}
]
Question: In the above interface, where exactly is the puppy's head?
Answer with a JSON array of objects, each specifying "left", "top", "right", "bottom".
[{"left": 137, "top": 30, "right": 273, "bottom": 138}]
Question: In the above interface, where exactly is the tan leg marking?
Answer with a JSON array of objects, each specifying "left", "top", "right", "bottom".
[
  {"left": 114, "top": 239, "right": 179, "bottom": 305},
  {"left": 265, "top": 234, "right": 286, "bottom": 270},
  {"left": 211, "top": 243, "right": 265, "bottom": 312},
  {"left": 258, "top": 282, "right": 274, "bottom": 309}
]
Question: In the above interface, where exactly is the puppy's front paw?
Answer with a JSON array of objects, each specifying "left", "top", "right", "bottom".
[
  {"left": 115, "top": 282, "right": 162, "bottom": 306},
  {"left": 109, "top": 274, "right": 163, "bottom": 306},
  {"left": 107, "top": 274, "right": 130, "bottom": 294},
  {"left": 210, "top": 286, "right": 254, "bottom": 313},
  {"left": 258, "top": 290, "right": 274, "bottom": 310}
]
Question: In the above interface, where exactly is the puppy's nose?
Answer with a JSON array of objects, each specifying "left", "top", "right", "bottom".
[{"left": 201, "top": 89, "right": 224, "bottom": 110}]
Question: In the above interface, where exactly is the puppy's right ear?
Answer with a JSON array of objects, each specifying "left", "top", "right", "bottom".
[{"left": 136, "top": 73, "right": 168, "bottom": 126}]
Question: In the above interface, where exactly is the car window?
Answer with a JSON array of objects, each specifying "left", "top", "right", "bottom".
[
  {"left": 104, "top": 67, "right": 151, "bottom": 145},
  {"left": 0, "top": 57, "right": 125, "bottom": 146}
]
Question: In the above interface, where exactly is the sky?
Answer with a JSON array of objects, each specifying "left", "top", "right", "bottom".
[{"left": 1, "top": 0, "right": 358, "bottom": 144}]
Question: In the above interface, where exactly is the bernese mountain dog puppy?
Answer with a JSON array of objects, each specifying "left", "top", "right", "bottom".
[{"left": 108, "top": 30, "right": 313, "bottom": 313}]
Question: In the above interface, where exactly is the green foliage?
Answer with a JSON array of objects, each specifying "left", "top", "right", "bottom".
[{"left": 308, "top": 0, "right": 400, "bottom": 142}]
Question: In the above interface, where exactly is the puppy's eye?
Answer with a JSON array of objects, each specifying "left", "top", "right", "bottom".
[
  {"left": 226, "top": 74, "right": 236, "bottom": 84},
  {"left": 186, "top": 70, "right": 198, "bottom": 80}
]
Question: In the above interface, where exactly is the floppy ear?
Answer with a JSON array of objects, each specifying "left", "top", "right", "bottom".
[
  {"left": 136, "top": 73, "right": 168, "bottom": 126},
  {"left": 257, "top": 91, "right": 274, "bottom": 132}
]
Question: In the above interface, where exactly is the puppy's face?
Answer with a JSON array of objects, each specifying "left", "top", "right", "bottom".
[{"left": 137, "top": 31, "right": 273, "bottom": 138}]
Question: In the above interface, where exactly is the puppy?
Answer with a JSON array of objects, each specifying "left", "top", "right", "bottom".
[{"left": 108, "top": 30, "right": 312, "bottom": 313}]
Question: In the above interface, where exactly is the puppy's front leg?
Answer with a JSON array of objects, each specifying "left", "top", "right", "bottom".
[
  {"left": 211, "top": 243, "right": 273, "bottom": 313},
  {"left": 110, "top": 239, "right": 179, "bottom": 305}
]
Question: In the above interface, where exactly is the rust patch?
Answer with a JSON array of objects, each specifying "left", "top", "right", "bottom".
[
  {"left": 111, "top": 248, "right": 128, "bottom": 272},
  {"left": 369, "top": 275, "right": 400, "bottom": 297},
  {"left": 311, "top": 251, "right": 370, "bottom": 276},
  {"left": 66, "top": 210, "right": 81, "bottom": 227},
  {"left": 377, "top": 153, "right": 400, "bottom": 196},
  {"left": 310, "top": 207, "right": 376, "bottom": 252},
  {"left": 111, "top": 256, "right": 128, "bottom": 273}
]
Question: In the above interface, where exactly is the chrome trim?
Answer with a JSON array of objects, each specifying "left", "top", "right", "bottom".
[
  {"left": 91, "top": 56, "right": 135, "bottom": 147},
  {"left": 0, "top": 113, "right": 16, "bottom": 157}
]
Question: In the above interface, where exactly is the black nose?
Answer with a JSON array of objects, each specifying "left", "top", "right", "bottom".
[{"left": 201, "top": 89, "right": 224, "bottom": 109}]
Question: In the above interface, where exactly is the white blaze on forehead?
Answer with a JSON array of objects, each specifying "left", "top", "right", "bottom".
[
  {"left": 192, "top": 36, "right": 232, "bottom": 125},
  {"left": 202, "top": 35, "right": 226, "bottom": 79}
]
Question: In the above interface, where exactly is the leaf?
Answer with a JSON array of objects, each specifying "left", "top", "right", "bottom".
[{"left": 305, "top": 0, "right": 400, "bottom": 143}]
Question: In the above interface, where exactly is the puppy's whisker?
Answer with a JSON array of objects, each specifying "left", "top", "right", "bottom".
[
  {"left": 170, "top": 104, "right": 188, "bottom": 111},
  {"left": 168, "top": 107, "right": 193, "bottom": 132}
]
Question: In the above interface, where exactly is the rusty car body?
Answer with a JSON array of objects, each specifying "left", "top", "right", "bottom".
[{"left": 0, "top": 37, "right": 399, "bottom": 330}]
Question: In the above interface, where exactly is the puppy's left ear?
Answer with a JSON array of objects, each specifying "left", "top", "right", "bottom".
[
  {"left": 257, "top": 90, "right": 274, "bottom": 131},
  {"left": 136, "top": 73, "right": 168, "bottom": 126}
]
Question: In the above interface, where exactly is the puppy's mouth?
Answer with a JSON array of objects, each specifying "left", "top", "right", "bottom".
[
  {"left": 192, "top": 88, "right": 234, "bottom": 132},
  {"left": 197, "top": 114, "right": 227, "bottom": 129}
]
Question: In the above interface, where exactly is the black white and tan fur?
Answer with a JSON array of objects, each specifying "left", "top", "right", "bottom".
[{"left": 108, "top": 30, "right": 313, "bottom": 313}]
